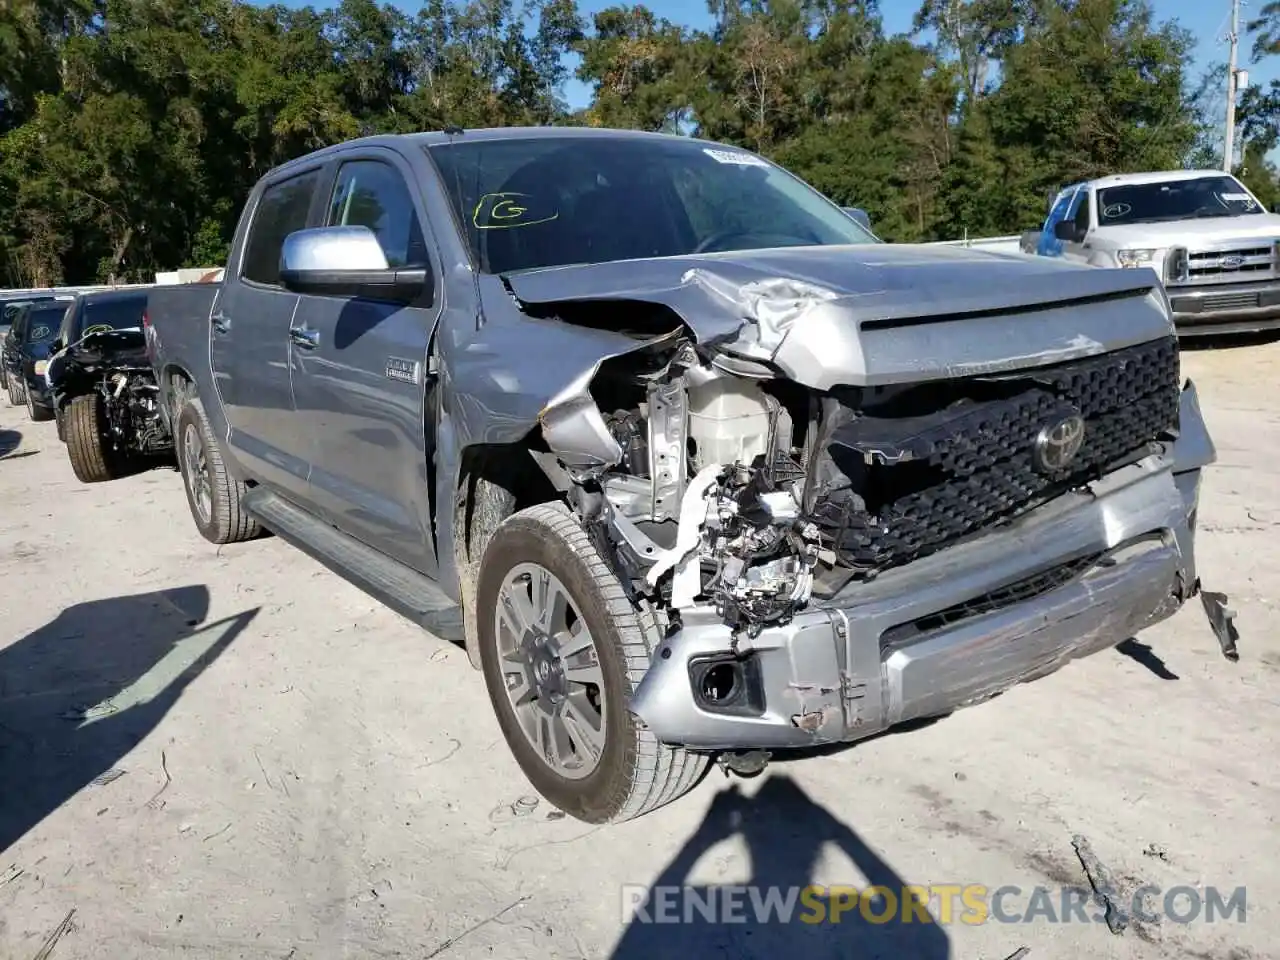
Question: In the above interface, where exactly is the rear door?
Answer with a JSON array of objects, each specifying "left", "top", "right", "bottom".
[
  {"left": 211, "top": 165, "right": 325, "bottom": 504},
  {"left": 289, "top": 148, "right": 443, "bottom": 575}
]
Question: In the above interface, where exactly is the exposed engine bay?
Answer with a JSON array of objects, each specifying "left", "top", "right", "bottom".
[
  {"left": 539, "top": 330, "right": 1182, "bottom": 639},
  {"left": 48, "top": 328, "right": 173, "bottom": 460}
]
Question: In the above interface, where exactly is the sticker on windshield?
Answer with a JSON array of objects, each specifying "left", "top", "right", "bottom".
[
  {"left": 29, "top": 325, "right": 50, "bottom": 340},
  {"left": 1220, "top": 192, "right": 1258, "bottom": 207},
  {"left": 82, "top": 324, "right": 114, "bottom": 337},
  {"left": 1103, "top": 202, "right": 1131, "bottom": 218},
  {"left": 703, "top": 148, "right": 769, "bottom": 168},
  {"left": 472, "top": 192, "right": 559, "bottom": 230}
]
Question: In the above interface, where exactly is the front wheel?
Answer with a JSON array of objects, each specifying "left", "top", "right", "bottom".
[
  {"left": 25, "top": 387, "right": 53, "bottom": 422},
  {"left": 7, "top": 376, "right": 24, "bottom": 407},
  {"left": 477, "top": 502, "right": 708, "bottom": 824},
  {"left": 65, "top": 394, "right": 125, "bottom": 482}
]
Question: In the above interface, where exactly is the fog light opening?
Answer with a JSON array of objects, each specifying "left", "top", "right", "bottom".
[{"left": 699, "top": 662, "right": 742, "bottom": 705}]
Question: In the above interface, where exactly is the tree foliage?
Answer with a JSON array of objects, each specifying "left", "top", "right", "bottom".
[{"left": 0, "top": 0, "right": 1272, "bottom": 285}]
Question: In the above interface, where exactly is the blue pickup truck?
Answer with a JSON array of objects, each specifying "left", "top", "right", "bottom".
[{"left": 138, "top": 126, "right": 1218, "bottom": 824}]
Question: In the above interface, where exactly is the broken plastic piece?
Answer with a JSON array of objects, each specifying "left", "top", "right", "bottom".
[{"left": 1199, "top": 589, "right": 1239, "bottom": 662}]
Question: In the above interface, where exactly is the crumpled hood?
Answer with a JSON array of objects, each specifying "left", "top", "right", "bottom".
[
  {"left": 500, "top": 244, "right": 1175, "bottom": 389},
  {"left": 48, "top": 327, "right": 148, "bottom": 389}
]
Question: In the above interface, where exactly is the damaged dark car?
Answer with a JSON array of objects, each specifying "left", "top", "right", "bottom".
[
  {"left": 46, "top": 289, "right": 173, "bottom": 481},
  {"left": 143, "top": 127, "right": 1222, "bottom": 824}
]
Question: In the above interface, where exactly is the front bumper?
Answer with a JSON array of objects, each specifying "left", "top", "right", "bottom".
[
  {"left": 1167, "top": 279, "right": 1280, "bottom": 336},
  {"left": 629, "top": 381, "right": 1215, "bottom": 751}
]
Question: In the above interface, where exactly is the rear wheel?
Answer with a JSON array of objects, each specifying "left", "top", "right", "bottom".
[
  {"left": 176, "top": 399, "right": 259, "bottom": 544},
  {"left": 477, "top": 502, "right": 708, "bottom": 824},
  {"left": 65, "top": 394, "right": 125, "bottom": 482}
]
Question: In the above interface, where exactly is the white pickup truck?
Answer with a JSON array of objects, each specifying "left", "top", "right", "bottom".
[{"left": 1028, "top": 169, "right": 1280, "bottom": 337}]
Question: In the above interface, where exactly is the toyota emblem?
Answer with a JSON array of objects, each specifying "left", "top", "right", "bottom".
[{"left": 1033, "top": 412, "right": 1086, "bottom": 473}]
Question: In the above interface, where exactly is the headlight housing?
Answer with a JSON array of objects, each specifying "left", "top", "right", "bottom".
[
  {"left": 33, "top": 360, "right": 47, "bottom": 375},
  {"left": 1116, "top": 249, "right": 1157, "bottom": 268}
]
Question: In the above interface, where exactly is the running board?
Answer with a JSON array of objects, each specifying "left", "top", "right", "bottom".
[{"left": 244, "top": 488, "right": 464, "bottom": 645}]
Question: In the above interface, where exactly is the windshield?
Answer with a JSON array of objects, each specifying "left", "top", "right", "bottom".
[
  {"left": 1097, "top": 176, "right": 1265, "bottom": 226},
  {"left": 23, "top": 307, "right": 65, "bottom": 344},
  {"left": 72, "top": 295, "right": 146, "bottom": 339},
  {"left": 426, "top": 135, "right": 879, "bottom": 274}
]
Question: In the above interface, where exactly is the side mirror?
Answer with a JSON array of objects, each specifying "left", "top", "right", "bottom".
[
  {"left": 842, "top": 206, "right": 872, "bottom": 231},
  {"left": 279, "top": 226, "right": 430, "bottom": 305},
  {"left": 1053, "top": 220, "right": 1082, "bottom": 243}
]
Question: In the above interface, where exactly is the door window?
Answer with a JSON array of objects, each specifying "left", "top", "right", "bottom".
[
  {"left": 1071, "top": 190, "right": 1092, "bottom": 232},
  {"left": 1044, "top": 187, "right": 1077, "bottom": 232},
  {"left": 241, "top": 170, "right": 321, "bottom": 286},
  {"left": 326, "top": 160, "right": 428, "bottom": 268}
]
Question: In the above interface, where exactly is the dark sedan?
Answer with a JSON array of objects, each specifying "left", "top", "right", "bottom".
[{"left": 4, "top": 298, "right": 73, "bottom": 419}]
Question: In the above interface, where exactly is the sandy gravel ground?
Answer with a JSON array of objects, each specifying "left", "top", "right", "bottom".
[{"left": 0, "top": 337, "right": 1276, "bottom": 960}]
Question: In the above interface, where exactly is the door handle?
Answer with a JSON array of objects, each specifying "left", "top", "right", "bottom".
[
  {"left": 211, "top": 311, "right": 230, "bottom": 334},
  {"left": 289, "top": 326, "right": 320, "bottom": 349}
]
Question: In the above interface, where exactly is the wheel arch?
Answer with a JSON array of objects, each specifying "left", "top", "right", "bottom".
[{"left": 449, "top": 432, "right": 568, "bottom": 670}]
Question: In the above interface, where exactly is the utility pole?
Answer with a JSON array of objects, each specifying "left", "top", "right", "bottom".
[{"left": 1224, "top": 0, "right": 1241, "bottom": 172}]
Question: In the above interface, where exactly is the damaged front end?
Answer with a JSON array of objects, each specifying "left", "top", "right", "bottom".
[
  {"left": 48, "top": 328, "right": 173, "bottom": 463},
  {"left": 518, "top": 257, "right": 1220, "bottom": 753}
]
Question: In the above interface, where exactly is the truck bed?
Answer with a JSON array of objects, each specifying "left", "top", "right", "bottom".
[{"left": 144, "top": 282, "right": 219, "bottom": 432}]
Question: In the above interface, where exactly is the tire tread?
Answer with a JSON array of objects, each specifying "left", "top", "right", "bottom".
[
  {"left": 178, "top": 398, "right": 259, "bottom": 544},
  {"left": 65, "top": 394, "right": 118, "bottom": 482}
]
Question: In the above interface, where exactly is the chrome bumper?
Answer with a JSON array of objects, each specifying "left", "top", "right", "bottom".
[
  {"left": 629, "top": 382, "right": 1215, "bottom": 751},
  {"left": 1167, "top": 280, "right": 1280, "bottom": 336}
]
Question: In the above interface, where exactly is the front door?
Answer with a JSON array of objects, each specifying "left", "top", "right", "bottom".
[
  {"left": 290, "top": 151, "right": 442, "bottom": 575},
  {"left": 210, "top": 166, "right": 324, "bottom": 504}
]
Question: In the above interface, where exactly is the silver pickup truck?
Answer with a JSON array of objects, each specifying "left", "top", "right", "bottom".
[
  {"left": 1033, "top": 169, "right": 1280, "bottom": 336},
  {"left": 143, "top": 127, "right": 1223, "bottom": 824}
]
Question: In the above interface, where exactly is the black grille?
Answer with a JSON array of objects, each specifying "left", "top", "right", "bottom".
[{"left": 810, "top": 337, "right": 1180, "bottom": 574}]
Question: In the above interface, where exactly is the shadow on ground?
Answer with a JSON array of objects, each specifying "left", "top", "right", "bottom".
[
  {"left": 610, "top": 775, "right": 951, "bottom": 959},
  {"left": 1116, "top": 637, "right": 1179, "bottom": 680},
  {"left": 1180, "top": 330, "right": 1280, "bottom": 352},
  {"left": 0, "top": 427, "right": 21, "bottom": 458},
  {"left": 0, "top": 585, "right": 258, "bottom": 852}
]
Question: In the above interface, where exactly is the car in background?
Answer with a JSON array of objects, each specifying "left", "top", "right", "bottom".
[
  {"left": 0, "top": 294, "right": 58, "bottom": 393},
  {"left": 5, "top": 297, "right": 73, "bottom": 419},
  {"left": 1025, "top": 170, "right": 1280, "bottom": 336},
  {"left": 46, "top": 288, "right": 171, "bottom": 476}
]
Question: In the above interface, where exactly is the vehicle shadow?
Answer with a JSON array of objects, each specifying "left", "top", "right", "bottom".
[
  {"left": 0, "top": 427, "right": 20, "bottom": 457},
  {"left": 610, "top": 774, "right": 951, "bottom": 959},
  {"left": 1179, "top": 330, "right": 1280, "bottom": 351},
  {"left": 0, "top": 585, "right": 259, "bottom": 853}
]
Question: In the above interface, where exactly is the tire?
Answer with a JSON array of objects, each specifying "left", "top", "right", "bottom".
[
  {"left": 176, "top": 398, "right": 259, "bottom": 544},
  {"left": 8, "top": 376, "right": 24, "bottom": 406},
  {"left": 25, "top": 387, "right": 53, "bottom": 422},
  {"left": 477, "top": 502, "right": 708, "bottom": 824},
  {"left": 65, "top": 393, "right": 125, "bottom": 482},
  {"left": 54, "top": 404, "right": 66, "bottom": 442}
]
